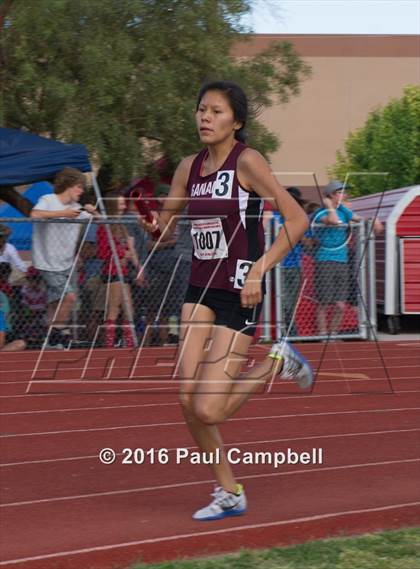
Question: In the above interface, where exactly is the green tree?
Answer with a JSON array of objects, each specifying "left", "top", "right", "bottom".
[
  {"left": 329, "top": 85, "right": 420, "bottom": 196},
  {"left": 0, "top": 0, "right": 311, "bottom": 183}
]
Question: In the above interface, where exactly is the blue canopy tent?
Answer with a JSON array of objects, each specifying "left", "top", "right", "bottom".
[
  {"left": 0, "top": 182, "right": 52, "bottom": 250},
  {"left": 0, "top": 128, "right": 136, "bottom": 342},
  {"left": 0, "top": 128, "right": 91, "bottom": 185},
  {"left": 0, "top": 127, "right": 91, "bottom": 249}
]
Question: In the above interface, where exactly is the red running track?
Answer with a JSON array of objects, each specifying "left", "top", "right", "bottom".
[{"left": 0, "top": 340, "right": 419, "bottom": 568}]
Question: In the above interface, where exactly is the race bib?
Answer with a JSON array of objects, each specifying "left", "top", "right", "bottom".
[
  {"left": 191, "top": 218, "right": 228, "bottom": 260},
  {"left": 234, "top": 259, "right": 253, "bottom": 289},
  {"left": 212, "top": 170, "right": 234, "bottom": 199}
]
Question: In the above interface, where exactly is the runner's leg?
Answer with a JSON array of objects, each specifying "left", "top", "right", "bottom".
[{"left": 178, "top": 303, "right": 242, "bottom": 493}]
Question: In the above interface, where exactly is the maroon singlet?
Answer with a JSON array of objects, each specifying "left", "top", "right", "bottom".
[{"left": 187, "top": 142, "right": 265, "bottom": 294}]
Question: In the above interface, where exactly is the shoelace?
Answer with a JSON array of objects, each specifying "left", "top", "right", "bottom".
[
  {"left": 210, "top": 487, "right": 227, "bottom": 505},
  {"left": 283, "top": 353, "right": 302, "bottom": 375},
  {"left": 211, "top": 487, "right": 237, "bottom": 506}
]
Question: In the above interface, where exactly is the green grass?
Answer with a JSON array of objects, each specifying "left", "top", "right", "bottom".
[{"left": 129, "top": 528, "right": 420, "bottom": 569}]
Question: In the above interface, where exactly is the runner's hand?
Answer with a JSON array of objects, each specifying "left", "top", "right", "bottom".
[
  {"left": 240, "top": 268, "right": 263, "bottom": 308},
  {"left": 138, "top": 210, "right": 160, "bottom": 234}
]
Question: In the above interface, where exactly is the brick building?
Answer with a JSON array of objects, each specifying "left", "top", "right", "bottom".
[{"left": 232, "top": 34, "right": 419, "bottom": 201}]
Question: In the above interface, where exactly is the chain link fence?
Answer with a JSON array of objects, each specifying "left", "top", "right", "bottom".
[
  {"left": 0, "top": 215, "right": 376, "bottom": 350},
  {"left": 261, "top": 218, "right": 376, "bottom": 342}
]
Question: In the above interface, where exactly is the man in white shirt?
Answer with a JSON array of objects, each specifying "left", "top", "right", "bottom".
[{"left": 30, "top": 167, "right": 96, "bottom": 347}]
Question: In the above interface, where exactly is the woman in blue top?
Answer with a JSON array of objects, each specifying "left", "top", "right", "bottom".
[{"left": 312, "top": 180, "right": 382, "bottom": 337}]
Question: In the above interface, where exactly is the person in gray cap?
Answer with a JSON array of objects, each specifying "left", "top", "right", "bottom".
[{"left": 312, "top": 180, "right": 382, "bottom": 338}]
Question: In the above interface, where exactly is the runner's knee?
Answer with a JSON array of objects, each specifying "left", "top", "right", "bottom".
[
  {"left": 194, "top": 401, "right": 225, "bottom": 425},
  {"left": 179, "top": 391, "right": 194, "bottom": 412}
]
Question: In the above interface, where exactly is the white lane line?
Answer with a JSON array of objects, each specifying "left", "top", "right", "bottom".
[
  {"left": 1, "top": 458, "right": 418, "bottom": 508},
  {"left": 1, "top": 390, "right": 419, "bottom": 416},
  {"left": 1, "top": 407, "right": 419, "bottom": 438},
  {"left": 0, "top": 401, "right": 180, "bottom": 415},
  {"left": 0, "top": 385, "right": 416, "bottom": 397},
  {"left": 1, "top": 428, "right": 418, "bottom": 468},
  {"left": 3, "top": 361, "right": 419, "bottom": 375},
  {"left": 1, "top": 373, "right": 419, "bottom": 387},
  {"left": 1, "top": 502, "right": 419, "bottom": 566},
  {"left": 5, "top": 353, "right": 416, "bottom": 370},
  {"left": 1, "top": 354, "right": 419, "bottom": 375},
  {"left": 1, "top": 501, "right": 418, "bottom": 566},
  {"left": 0, "top": 387, "right": 419, "bottom": 403}
]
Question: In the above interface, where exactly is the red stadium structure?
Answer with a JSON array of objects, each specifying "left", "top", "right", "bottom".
[{"left": 351, "top": 185, "right": 420, "bottom": 333}]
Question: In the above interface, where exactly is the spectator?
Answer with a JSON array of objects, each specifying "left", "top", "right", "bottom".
[
  {"left": 312, "top": 180, "right": 383, "bottom": 338},
  {"left": 281, "top": 188, "right": 312, "bottom": 336},
  {"left": 0, "top": 224, "right": 28, "bottom": 274},
  {"left": 78, "top": 225, "right": 105, "bottom": 344},
  {"left": 0, "top": 262, "right": 26, "bottom": 352},
  {"left": 20, "top": 266, "right": 48, "bottom": 348},
  {"left": 30, "top": 167, "right": 97, "bottom": 348},
  {"left": 268, "top": 187, "right": 311, "bottom": 337},
  {"left": 125, "top": 196, "right": 150, "bottom": 340},
  {"left": 125, "top": 197, "right": 150, "bottom": 266},
  {"left": 170, "top": 208, "right": 193, "bottom": 342},
  {"left": 0, "top": 262, "right": 12, "bottom": 301},
  {"left": 143, "top": 184, "right": 177, "bottom": 345},
  {"left": 303, "top": 201, "right": 320, "bottom": 217},
  {"left": 96, "top": 192, "right": 141, "bottom": 348},
  {"left": 0, "top": 261, "right": 13, "bottom": 298}
]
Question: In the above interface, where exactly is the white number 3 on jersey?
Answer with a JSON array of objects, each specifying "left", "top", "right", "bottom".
[
  {"left": 212, "top": 170, "right": 234, "bottom": 199},
  {"left": 234, "top": 259, "right": 253, "bottom": 289}
]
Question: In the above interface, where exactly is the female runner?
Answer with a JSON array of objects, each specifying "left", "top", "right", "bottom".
[{"left": 142, "top": 80, "right": 313, "bottom": 520}]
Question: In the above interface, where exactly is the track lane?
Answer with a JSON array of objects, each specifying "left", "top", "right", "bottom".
[{"left": 0, "top": 461, "right": 418, "bottom": 566}]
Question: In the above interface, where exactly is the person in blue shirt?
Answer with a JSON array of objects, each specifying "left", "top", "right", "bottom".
[
  {"left": 312, "top": 180, "right": 382, "bottom": 338},
  {"left": 270, "top": 187, "right": 311, "bottom": 336}
]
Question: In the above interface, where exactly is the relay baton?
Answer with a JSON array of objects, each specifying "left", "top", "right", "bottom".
[{"left": 130, "top": 189, "right": 161, "bottom": 239}]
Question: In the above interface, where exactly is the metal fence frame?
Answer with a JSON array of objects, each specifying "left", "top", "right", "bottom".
[{"left": 0, "top": 215, "right": 377, "bottom": 347}]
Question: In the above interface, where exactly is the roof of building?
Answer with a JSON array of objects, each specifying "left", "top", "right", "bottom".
[{"left": 232, "top": 34, "right": 420, "bottom": 58}]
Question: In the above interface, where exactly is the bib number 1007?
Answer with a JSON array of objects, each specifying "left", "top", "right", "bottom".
[
  {"left": 191, "top": 218, "right": 228, "bottom": 260},
  {"left": 193, "top": 230, "right": 221, "bottom": 252}
]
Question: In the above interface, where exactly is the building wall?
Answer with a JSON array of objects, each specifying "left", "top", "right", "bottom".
[{"left": 232, "top": 35, "right": 419, "bottom": 198}]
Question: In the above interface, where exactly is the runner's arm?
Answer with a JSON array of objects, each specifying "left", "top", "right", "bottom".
[
  {"left": 238, "top": 148, "right": 309, "bottom": 276},
  {"left": 142, "top": 157, "right": 192, "bottom": 241},
  {"left": 237, "top": 149, "right": 309, "bottom": 307}
]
